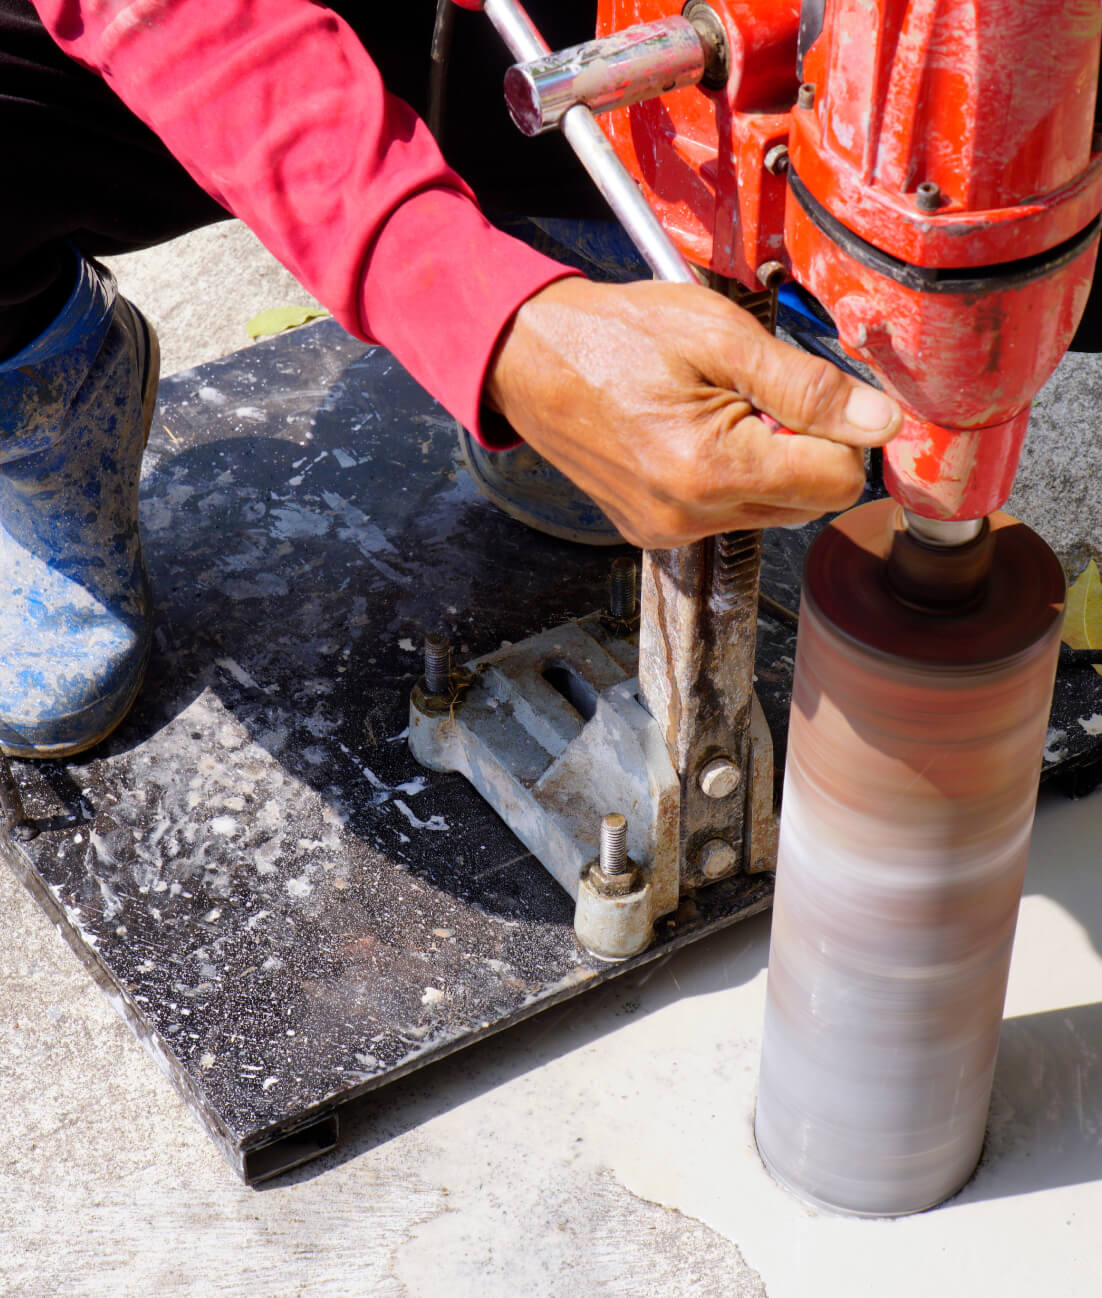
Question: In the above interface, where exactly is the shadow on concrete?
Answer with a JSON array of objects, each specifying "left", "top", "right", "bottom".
[{"left": 955, "top": 1000, "right": 1102, "bottom": 1204}]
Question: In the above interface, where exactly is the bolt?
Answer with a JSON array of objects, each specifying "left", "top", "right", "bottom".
[
  {"left": 591, "top": 812, "right": 639, "bottom": 896},
  {"left": 764, "top": 144, "right": 789, "bottom": 175},
  {"left": 599, "top": 812, "right": 630, "bottom": 877},
  {"left": 698, "top": 756, "right": 741, "bottom": 799},
  {"left": 684, "top": 1, "right": 731, "bottom": 89},
  {"left": 608, "top": 556, "right": 638, "bottom": 621},
  {"left": 757, "top": 260, "right": 787, "bottom": 290},
  {"left": 699, "top": 838, "right": 741, "bottom": 880},
  {"left": 915, "top": 181, "right": 942, "bottom": 211},
  {"left": 423, "top": 631, "right": 452, "bottom": 696},
  {"left": 797, "top": 82, "right": 816, "bottom": 110}
]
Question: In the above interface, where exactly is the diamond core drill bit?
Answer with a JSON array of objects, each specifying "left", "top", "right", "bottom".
[{"left": 755, "top": 499, "right": 1065, "bottom": 1216}]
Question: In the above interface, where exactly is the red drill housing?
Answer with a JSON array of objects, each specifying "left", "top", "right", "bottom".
[{"left": 597, "top": 0, "right": 1102, "bottom": 519}]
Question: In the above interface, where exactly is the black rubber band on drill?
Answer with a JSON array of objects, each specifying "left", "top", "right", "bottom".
[{"left": 787, "top": 168, "right": 1102, "bottom": 294}]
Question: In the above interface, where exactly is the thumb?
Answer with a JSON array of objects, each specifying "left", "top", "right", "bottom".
[{"left": 709, "top": 308, "right": 903, "bottom": 448}]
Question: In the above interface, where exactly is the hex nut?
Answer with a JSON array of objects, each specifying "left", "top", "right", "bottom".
[
  {"left": 699, "top": 838, "right": 741, "bottom": 879},
  {"left": 590, "top": 860, "right": 641, "bottom": 897},
  {"left": 756, "top": 260, "right": 787, "bottom": 290},
  {"left": 764, "top": 144, "right": 789, "bottom": 175},
  {"left": 698, "top": 757, "right": 742, "bottom": 798}
]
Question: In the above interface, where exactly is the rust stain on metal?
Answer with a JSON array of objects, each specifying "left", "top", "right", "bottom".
[{"left": 639, "top": 533, "right": 763, "bottom": 888}]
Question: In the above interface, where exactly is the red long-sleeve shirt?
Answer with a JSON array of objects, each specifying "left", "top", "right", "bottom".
[{"left": 30, "top": 0, "right": 576, "bottom": 444}]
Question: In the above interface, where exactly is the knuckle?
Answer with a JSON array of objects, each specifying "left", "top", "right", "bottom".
[
  {"left": 788, "top": 357, "right": 848, "bottom": 430},
  {"left": 829, "top": 453, "right": 867, "bottom": 508}
]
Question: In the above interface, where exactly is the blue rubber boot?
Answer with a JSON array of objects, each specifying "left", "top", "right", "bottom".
[{"left": 0, "top": 253, "right": 158, "bottom": 757}]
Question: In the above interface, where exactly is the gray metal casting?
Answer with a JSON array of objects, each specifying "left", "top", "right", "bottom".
[{"left": 409, "top": 612, "right": 778, "bottom": 958}]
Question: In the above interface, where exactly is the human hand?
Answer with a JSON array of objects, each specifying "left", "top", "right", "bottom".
[{"left": 483, "top": 277, "right": 903, "bottom": 549}]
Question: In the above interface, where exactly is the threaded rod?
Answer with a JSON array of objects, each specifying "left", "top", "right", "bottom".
[
  {"left": 599, "top": 812, "right": 630, "bottom": 876},
  {"left": 424, "top": 632, "right": 452, "bottom": 695},
  {"left": 608, "top": 557, "right": 638, "bottom": 620}
]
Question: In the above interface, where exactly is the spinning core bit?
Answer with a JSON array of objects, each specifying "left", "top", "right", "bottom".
[{"left": 755, "top": 499, "right": 1065, "bottom": 1216}]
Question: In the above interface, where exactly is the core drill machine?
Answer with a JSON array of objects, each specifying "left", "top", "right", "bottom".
[{"left": 427, "top": 0, "right": 1102, "bottom": 1215}]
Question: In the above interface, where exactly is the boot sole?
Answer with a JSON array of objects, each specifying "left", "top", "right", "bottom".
[
  {"left": 457, "top": 424, "right": 625, "bottom": 547},
  {"left": 126, "top": 300, "right": 161, "bottom": 453},
  {"left": 0, "top": 647, "right": 150, "bottom": 759}
]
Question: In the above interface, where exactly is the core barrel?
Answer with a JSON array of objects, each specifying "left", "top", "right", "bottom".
[{"left": 754, "top": 500, "right": 1065, "bottom": 1216}]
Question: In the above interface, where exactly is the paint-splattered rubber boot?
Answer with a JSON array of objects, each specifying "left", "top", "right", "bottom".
[{"left": 0, "top": 253, "right": 157, "bottom": 757}]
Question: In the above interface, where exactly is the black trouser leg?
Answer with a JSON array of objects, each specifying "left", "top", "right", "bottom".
[
  {"left": 0, "top": 0, "right": 602, "bottom": 358},
  {"left": 359, "top": 3, "right": 604, "bottom": 220},
  {"left": 0, "top": 0, "right": 229, "bottom": 354}
]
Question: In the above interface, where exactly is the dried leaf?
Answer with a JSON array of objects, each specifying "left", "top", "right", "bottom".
[
  {"left": 247, "top": 306, "right": 330, "bottom": 340},
  {"left": 1062, "top": 558, "right": 1102, "bottom": 676}
]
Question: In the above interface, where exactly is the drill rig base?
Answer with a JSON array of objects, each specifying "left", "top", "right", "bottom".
[{"left": 409, "top": 612, "right": 777, "bottom": 960}]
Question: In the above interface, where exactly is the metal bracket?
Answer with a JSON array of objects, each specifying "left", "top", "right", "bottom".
[{"left": 410, "top": 607, "right": 777, "bottom": 960}]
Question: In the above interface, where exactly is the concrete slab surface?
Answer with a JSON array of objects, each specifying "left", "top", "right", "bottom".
[
  {"left": 3, "top": 225, "right": 1102, "bottom": 1296},
  {"left": 4, "top": 781, "right": 1102, "bottom": 1297}
]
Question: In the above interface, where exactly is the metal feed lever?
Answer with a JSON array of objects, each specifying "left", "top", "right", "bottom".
[
  {"left": 471, "top": 0, "right": 701, "bottom": 283},
  {"left": 501, "top": 14, "right": 726, "bottom": 136}
]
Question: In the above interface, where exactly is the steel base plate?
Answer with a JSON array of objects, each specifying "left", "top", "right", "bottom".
[{"left": 0, "top": 321, "right": 772, "bottom": 1183}]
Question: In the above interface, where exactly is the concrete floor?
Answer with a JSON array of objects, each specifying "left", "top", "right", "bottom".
[
  {"left": 102, "top": 222, "right": 326, "bottom": 378},
  {"left": 4, "top": 224, "right": 1102, "bottom": 1296}
]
